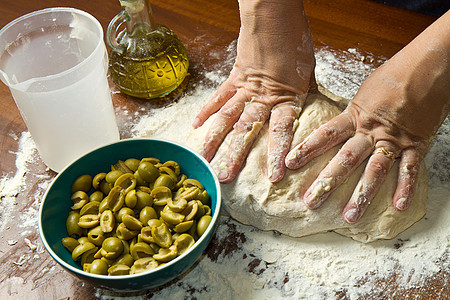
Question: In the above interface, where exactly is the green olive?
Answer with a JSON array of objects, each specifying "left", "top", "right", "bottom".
[
  {"left": 72, "top": 241, "right": 96, "bottom": 261},
  {"left": 137, "top": 161, "right": 159, "bottom": 183},
  {"left": 124, "top": 189, "right": 137, "bottom": 208},
  {"left": 122, "top": 214, "right": 143, "bottom": 231},
  {"left": 153, "top": 245, "right": 177, "bottom": 262},
  {"left": 70, "top": 191, "right": 89, "bottom": 210},
  {"left": 116, "top": 223, "right": 138, "bottom": 240},
  {"left": 108, "top": 264, "right": 130, "bottom": 276},
  {"left": 71, "top": 174, "right": 93, "bottom": 194},
  {"left": 106, "top": 170, "right": 125, "bottom": 185},
  {"left": 130, "top": 257, "right": 158, "bottom": 274},
  {"left": 181, "top": 200, "right": 199, "bottom": 221},
  {"left": 112, "top": 160, "right": 133, "bottom": 174},
  {"left": 130, "top": 242, "right": 155, "bottom": 260},
  {"left": 175, "top": 186, "right": 200, "bottom": 201},
  {"left": 151, "top": 186, "right": 172, "bottom": 206},
  {"left": 115, "top": 207, "right": 135, "bottom": 223},
  {"left": 161, "top": 160, "right": 180, "bottom": 176},
  {"left": 174, "top": 220, "right": 194, "bottom": 233},
  {"left": 124, "top": 158, "right": 140, "bottom": 172},
  {"left": 78, "top": 214, "right": 100, "bottom": 228},
  {"left": 167, "top": 197, "right": 187, "bottom": 213},
  {"left": 114, "top": 173, "right": 136, "bottom": 194},
  {"left": 78, "top": 236, "right": 90, "bottom": 244},
  {"left": 173, "top": 234, "right": 195, "bottom": 256},
  {"left": 92, "top": 173, "right": 107, "bottom": 190},
  {"left": 66, "top": 211, "right": 83, "bottom": 238},
  {"left": 136, "top": 186, "right": 152, "bottom": 194},
  {"left": 160, "top": 209, "right": 185, "bottom": 225},
  {"left": 80, "top": 201, "right": 100, "bottom": 216},
  {"left": 197, "top": 215, "right": 212, "bottom": 237},
  {"left": 100, "top": 210, "right": 115, "bottom": 233},
  {"left": 87, "top": 226, "right": 105, "bottom": 246},
  {"left": 101, "top": 237, "right": 124, "bottom": 259},
  {"left": 197, "top": 190, "right": 209, "bottom": 205},
  {"left": 139, "top": 206, "right": 158, "bottom": 225},
  {"left": 175, "top": 174, "right": 187, "bottom": 189},
  {"left": 107, "top": 186, "right": 125, "bottom": 212},
  {"left": 61, "top": 237, "right": 80, "bottom": 253},
  {"left": 133, "top": 170, "right": 147, "bottom": 187},
  {"left": 89, "top": 259, "right": 108, "bottom": 275},
  {"left": 80, "top": 246, "right": 98, "bottom": 267},
  {"left": 113, "top": 253, "right": 134, "bottom": 267},
  {"left": 147, "top": 219, "right": 165, "bottom": 230},
  {"left": 194, "top": 201, "right": 205, "bottom": 219},
  {"left": 151, "top": 223, "right": 172, "bottom": 248},
  {"left": 153, "top": 174, "right": 175, "bottom": 190},
  {"left": 98, "top": 196, "right": 109, "bottom": 214},
  {"left": 139, "top": 226, "right": 155, "bottom": 244},
  {"left": 100, "top": 180, "right": 111, "bottom": 195},
  {"left": 159, "top": 166, "right": 178, "bottom": 183},
  {"left": 202, "top": 205, "right": 212, "bottom": 216},
  {"left": 135, "top": 191, "right": 153, "bottom": 210},
  {"left": 89, "top": 190, "right": 104, "bottom": 203},
  {"left": 140, "top": 157, "right": 161, "bottom": 165},
  {"left": 183, "top": 178, "right": 205, "bottom": 190}
]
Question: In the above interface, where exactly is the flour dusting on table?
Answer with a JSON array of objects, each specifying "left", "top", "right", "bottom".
[{"left": 1, "top": 45, "right": 448, "bottom": 299}]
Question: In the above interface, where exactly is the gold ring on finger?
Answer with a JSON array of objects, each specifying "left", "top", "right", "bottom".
[{"left": 373, "top": 147, "right": 396, "bottom": 161}]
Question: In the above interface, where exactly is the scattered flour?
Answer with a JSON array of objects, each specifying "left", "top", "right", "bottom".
[{"left": 1, "top": 45, "right": 448, "bottom": 299}]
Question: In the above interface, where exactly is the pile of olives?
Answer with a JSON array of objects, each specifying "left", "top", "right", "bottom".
[{"left": 62, "top": 157, "right": 212, "bottom": 276}]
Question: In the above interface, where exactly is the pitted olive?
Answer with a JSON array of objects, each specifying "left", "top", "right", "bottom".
[
  {"left": 101, "top": 237, "right": 124, "bottom": 259},
  {"left": 70, "top": 191, "right": 89, "bottom": 210},
  {"left": 108, "top": 264, "right": 130, "bottom": 276},
  {"left": 137, "top": 161, "right": 159, "bottom": 183},
  {"left": 88, "top": 259, "right": 108, "bottom": 275},
  {"left": 106, "top": 170, "right": 125, "bottom": 185},
  {"left": 71, "top": 174, "right": 92, "bottom": 194}
]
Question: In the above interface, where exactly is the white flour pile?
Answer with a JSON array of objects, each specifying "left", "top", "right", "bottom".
[{"left": 1, "top": 45, "right": 448, "bottom": 299}]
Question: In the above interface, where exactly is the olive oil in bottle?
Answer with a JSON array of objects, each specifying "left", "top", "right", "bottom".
[{"left": 107, "top": 0, "right": 189, "bottom": 99}]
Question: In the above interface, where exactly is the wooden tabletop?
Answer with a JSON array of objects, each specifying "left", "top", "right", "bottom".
[{"left": 0, "top": 0, "right": 446, "bottom": 299}]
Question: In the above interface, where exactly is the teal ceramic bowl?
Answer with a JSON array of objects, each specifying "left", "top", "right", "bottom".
[{"left": 39, "top": 138, "right": 221, "bottom": 291}]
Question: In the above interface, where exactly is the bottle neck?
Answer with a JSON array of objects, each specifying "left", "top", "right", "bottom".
[{"left": 120, "top": 0, "right": 155, "bottom": 33}]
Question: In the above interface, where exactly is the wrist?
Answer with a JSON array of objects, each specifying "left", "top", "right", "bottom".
[{"left": 238, "top": 0, "right": 307, "bottom": 35}]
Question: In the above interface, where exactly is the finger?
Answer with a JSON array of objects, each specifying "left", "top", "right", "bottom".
[
  {"left": 267, "top": 101, "right": 300, "bottom": 182},
  {"left": 303, "top": 133, "right": 373, "bottom": 209},
  {"left": 342, "top": 144, "right": 399, "bottom": 223},
  {"left": 202, "top": 89, "right": 248, "bottom": 161},
  {"left": 218, "top": 101, "right": 272, "bottom": 183},
  {"left": 393, "top": 148, "right": 420, "bottom": 211},
  {"left": 192, "top": 82, "right": 237, "bottom": 128},
  {"left": 285, "top": 112, "right": 354, "bottom": 170}
]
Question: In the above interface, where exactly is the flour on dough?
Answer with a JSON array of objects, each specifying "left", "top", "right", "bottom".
[{"left": 187, "top": 88, "right": 427, "bottom": 243}]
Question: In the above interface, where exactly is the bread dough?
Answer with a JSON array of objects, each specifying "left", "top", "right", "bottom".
[{"left": 187, "top": 88, "right": 427, "bottom": 243}]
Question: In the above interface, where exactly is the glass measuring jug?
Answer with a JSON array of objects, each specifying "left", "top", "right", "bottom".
[{"left": 0, "top": 8, "right": 120, "bottom": 172}]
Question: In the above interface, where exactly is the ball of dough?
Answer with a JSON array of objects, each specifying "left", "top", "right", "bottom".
[{"left": 188, "top": 90, "right": 427, "bottom": 243}]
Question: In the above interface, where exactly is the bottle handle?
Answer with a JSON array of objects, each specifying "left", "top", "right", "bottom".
[{"left": 106, "top": 9, "right": 129, "bottom": 53}]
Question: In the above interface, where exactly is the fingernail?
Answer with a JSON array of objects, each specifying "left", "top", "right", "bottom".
[
  {"left": 192, "top": 117, "right": 200, "bottom": 128},
  {"left": 285, "top": 150, "right": 302, "bottom": 169},
  {"left": 395, "top": 197, "right": 409, "bottom": 211},
  {"left": 344, "top": 208, "right": 360, "bottom": 224},
  {"left": 218, "top": 170, "right": 229, "bottom": 182}
]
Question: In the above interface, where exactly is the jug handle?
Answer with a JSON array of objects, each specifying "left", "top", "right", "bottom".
[{"left": 106, "top": 9, "right": 129, "bottom": 54}]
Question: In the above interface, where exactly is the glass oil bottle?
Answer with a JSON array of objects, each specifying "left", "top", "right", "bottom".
[{"left": 107, "top": 0, "right": 189, "bottom": 99}]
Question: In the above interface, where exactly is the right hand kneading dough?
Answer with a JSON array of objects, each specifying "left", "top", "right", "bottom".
[{"left": 187, "top": 87, "right": 427, "bottom": 243}]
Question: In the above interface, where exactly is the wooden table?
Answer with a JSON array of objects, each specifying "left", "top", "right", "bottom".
[{"left": 0, "top": 0, "right": 446, "bottom": 299}]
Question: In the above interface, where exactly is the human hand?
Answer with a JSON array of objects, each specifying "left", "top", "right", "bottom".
[
  {"left": 285, "top": 11, "right": 450, "bottom": 223},
  {"left": 192, "top": 0, "right": 316, "bottom": 183}
]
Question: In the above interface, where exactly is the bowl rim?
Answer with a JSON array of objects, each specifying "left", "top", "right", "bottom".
[{"left": 38, "top": 137, "right": 222, "bottom": 281}]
